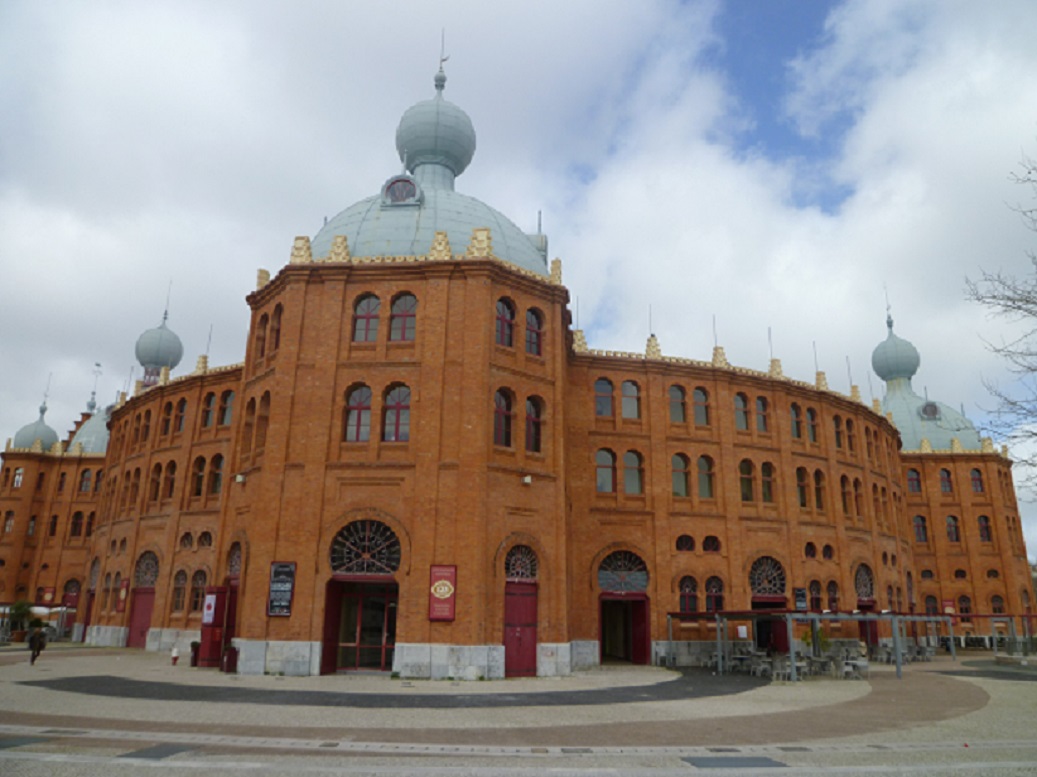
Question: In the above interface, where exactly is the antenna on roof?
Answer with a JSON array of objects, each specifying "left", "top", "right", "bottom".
[
  {"left": 439, "top": 29, "right": 449, "bottom": 70},
  {"left": 164, "top": 280, "right": 173, "bottom": 321},
  {"left": 768, "top": 326, "right": 773, "bottom": 361},
  {"left": 812, "top": 341, "right": 819, "bottom": 373},
  {"left": 846, "top": 356, "right": 853, "bottom": 387},
  {"left": 575, "top": 297, "right": 580, "bottom": 328},
  {"left": 537, "top": 210, "right": 542, "bottom": 234},
  {"left": 712, "top": 315, "right": 718, "bottom": 348},
  {"left": 205, "top": 325, "right": 214, "bottom": 357},
  {"left": 867, "top": 372, "right": 875, "bottom": 403},
  {"left": 92, "top": 363, "right": 102, "bottom": 393},
  {"left": 648, "top": 305, "right": 653, "bottom": 336}
]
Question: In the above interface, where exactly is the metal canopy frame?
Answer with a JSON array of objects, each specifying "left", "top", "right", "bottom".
[{"left": 665, "top": 609, "right": 959, "bottom": 681}]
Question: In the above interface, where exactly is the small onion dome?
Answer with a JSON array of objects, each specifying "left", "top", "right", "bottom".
[
  {"left": 13, "top": 403, "right": 59, "bottom": 450},
  {"left": 135, "top": 313, "right": 184, "bottom": 371},
  {"left": 70, "top": 398, "right": 111, "bottom": 454},
  {"left": 871, "top": 314, "right": 920, "bottom": 382},
  {"left": 395, "top": 67, "right": 476, "bottom": 178}
]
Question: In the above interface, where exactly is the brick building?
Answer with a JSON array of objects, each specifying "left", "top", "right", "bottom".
[{"left": 1, "top": 69, "right": 1033, "bottom": 677}]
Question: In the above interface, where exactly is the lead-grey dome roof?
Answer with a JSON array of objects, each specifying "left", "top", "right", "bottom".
[
  {"left": 70, "top": 395, "right": 110, "bottom": 454},
  {"left": 13, "top": 403, "right": 59, "bottom": 450},
  {"left": 135, "top": 313, "right": 184, "bottom": 371},
  {"left": 872, "top": 314, "right": 920, "bottom": 381},
  {"left": 311, "top": 68, "right": 547, "bottom": 276}
]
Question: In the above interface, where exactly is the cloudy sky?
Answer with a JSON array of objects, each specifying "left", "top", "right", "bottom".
[{"left": 2, "top": 1, "right": 1037, "bottom": 557}]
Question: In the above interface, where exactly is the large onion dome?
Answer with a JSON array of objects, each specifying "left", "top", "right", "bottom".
[
  {"left": 135, "top": 311, "right": 183, "bottom": 386},
  {"left": 13, "top": 403, "right": 59, "bottom": 450}
]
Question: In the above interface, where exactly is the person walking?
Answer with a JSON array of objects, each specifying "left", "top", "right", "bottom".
[{"left": 28, "top": 627, "right": 46, "bottom": 665}]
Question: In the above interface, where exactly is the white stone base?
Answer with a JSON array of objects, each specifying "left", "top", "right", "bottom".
[
  {"left": 145, "top": 627, "right": 200, "bottom": 655},
  {"left": 232, "top": 638, "right": 321, "bottom": 676},
  {"left": 70, "top": 623, "right": 84, "bottom": 643},
  {"left": 394, "top": 643, "right": 505, "bottom": 680},
  {"left": 86, "top": 625, "right": 127, "bottom": 647}
]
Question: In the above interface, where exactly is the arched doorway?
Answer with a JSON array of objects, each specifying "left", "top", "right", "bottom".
[
  {"left": 749, "top": 556, "right": 788, "bottom": 652},
  {"left": 597, "top": 550, "right": 650, "bottom": 665},
  {"left": 128, "top": 552, "right": 159, "bottom": 648},
  {"left": 855, "top": 563, "right": 878, "bottom": 648},
  {"left": 322, "top": 519, "right": 401, "bottom": 674},
  {"left": 503, "top": 545, "right": 538, "bottom": 677}
]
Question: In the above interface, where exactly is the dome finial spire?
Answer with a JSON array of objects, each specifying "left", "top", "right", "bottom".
[
  {"left": 435, "top": 30, "right": 449, "bottom": 93},
  {"left": 884, "top": 284, "right": 893, "bottom": 331}
]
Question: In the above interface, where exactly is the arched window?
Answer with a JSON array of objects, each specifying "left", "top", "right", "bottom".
[
  {"left": 739, "top": 459, "right": 755, "bottom": 502},
  {"left": 132, "top": 414, "right": 141, "bottom": 444},
  {"left": 70, "top": 512, "right": 83, "bottom": 538},
  {"left": 853, "top": 478, "right": 863, "bottom": 516},
  {"left": 129, "top": 468, "right": 141, "bottom": 508},
  {"left": 676, "top": 534, "right": 695, "bottom": 551},
  {"left": 671, "top": 454, "right": 690, "bottom": 497},
  {"left": 804, "top": 542, "right": 817, "bottom": 558},
  {"left": 149, "top": 464, "right": 162, "bottom": 502},
  {"left": 734, "top": 392, "right": 750, "bottom": 430},
  {"left": 924, "top": 595, "right": 938, "bottom": 616},
  {"left": 389, "top": 293, "right": 418, "bottom": 341},
  {"left": 697, "top": 456, "right": 715, "bottom": 498},
  {"left": 597, "top": 551, "right": 648, "bottom": 592},
  {"left": 594, "top": 378, "right": 614, "bottom": 418},
  {"left": 109, "top": 573, "right": 118, "bottom": 611},
  {"left": 846, "top": 419, "right": 855, "bottom": 452},
  {"left": 493, "top": 389, "right": 513, "bottom": 447},
  {"left": 970, "top": 468, "right": 984, "bottom": 493},
  {"left": 761, "top": 462, "right": 776, "bottom": 503},
  {"left": 198, "top": 531, "right": 213, "bottom": 547},
  {"left": 270, "top": 304, "right": 282, "bottom": 352},
  {"left": 343, "top": 385, "right": 372, "bottom": 442},
  {"left": 958, "top": 595, "right": 972, "bottom": 623},
  {"left": 141, "top": 410, "right": 151, "bottom": 441},
  {"left": 255, "top": 313, "right": 269, "bottom": 358},
  {"left": 954, "top": 568, "right": 967, "bottom": 579},
  {"left": 164, "top": 461, "right": 177, "bottom": 500},
  {"left": 913, "top": 515, "right": 928, "bottom": 543},
  {"left": 192, "top": 457, "right": 206, "bottom": 498},
  {"left": 703, "top": 535, "right": 720, "bottom": 553},
  {"left": 679, "top": 576, "right": 698, "bottom": 613},
  {"left": 806, "top": 408, "right": 818, "bottom": 442},
  {"left": 79, "top": 469, "right": 92, "bottom": 492},
  {"left": 228, "top": 543, "right": 242, "bottom": 577},
  {"left": 865, "top": 427, "right": 874, "bottom": 459},
  {"left": 135, "top": 551, "right": 159, "bottom": 587},
  {"left": 693, "top": 387, "right": 710, "bottom": 426},
  {"left": 330, "top": 520, "right": 402, "bottom": 574},
  {"left": 756, "top": 397, "right": 769, "bottom": 433},
  {"left": 946, "top": 515, "right": 961, "bottom": 542},
  {"left": 85, "top": 512, "right": 95, "bottom": 537},
  {"left": 809, "top": 580, "right": 822, "bottom": 611},
  {"left": 939, "top": 468, "right": 953, "bottom": 494},
  {"left": 595, "top": 450, "right": 616, "bottom": 493},
  {"left": 352, "top": 294, "right": 381, "bottom": 342},
  {"left": 907, "top": 468, "right": 921, "bottom": 493},
  {"left": 180, "top": 532, "right": 193, "bottom": 550},
  {"left": 383, "top": 385, "right": 410, "bottom": 442},
  {"left": 669, "top": 386, "right": 686, "bottom": 423},
  {"left": 495, "top": 298, "right": 515, "bottom": 346},
  {"left": 827, "top": 581, "right": 839, "bottom": 610},
  {"left": 991, "top": 595, "right": 1005, "bottom": 614},
  {"left": 790, "top": 403, "right": 803, "bottom": 438},
  {"left": 796, "top": 467, "right": 809, "bottom": 508},
  {"left": 241, "top": 398, "right": 255, "bottom": 457},
  {"left": 705, "top": 577, "right": 724, "bottom": 612},
  {"left": 987, "top": 568, "right": 1000, "bottom": 579},
  {"left": 854, "top": 564, "right": 874, "bottom": 601},
  {"left": 505, "top": 545, "right": 538, "bottom": 580},
  {"left": 822, "top": 543, "right": 834, "bottom": 560},
  {"left": 813, "top": 470, "right": 826, "bottom": 511},
  {"left": 525, "top": 397, "right": 543, "bottom": 453},
  {"left": 525, "top": 309, "right": 544, "bottom": 356},
  {"left": 201, "top": 393, "right": 216, "bottom": 428},
  {"left": 190, "top": 571, "right": 207, "bottom": 612},
  {"left": 833, "top": 415, "right": 843, "bottom": 448},
  {"left": 977, "top": 515, "right": 992, "bottom": 542},
  {"left": 175, "top": 399, "right": 187, "bottom": 433},
  {"left": 208, "top": 455, "right": 223, "bottom": 495},
  {"left": 921, "top": 568, "right": 934, "bottom": 579},
  {"left": 218, "top": 391, "right": 234, "bottom": 426},
  {"left": 749, "top": 556, "right": 786, "bottom": 597},
  {"left": 255, "top": 392, "right": 271, "bottom": 450},
  {"left": 623, "top": 450, "right": 644, "bottom": 494},
  {"left": 840, "top": 475, "right": 851, "bottom": 515},
  {"left": 171, "top": 570, "right": 187, "bottom": 612},
  {"left": 621, "top": 381, "right": 641, "bottom": 419}
]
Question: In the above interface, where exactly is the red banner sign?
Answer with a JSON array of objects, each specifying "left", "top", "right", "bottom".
[
  {"left": 41, "top": 587, "right": 55, "bottom": 604},
  {"left": 428, "top": 565, "right": 457, "bottom": 622},
  {"left": 116, "top": 579, "right": 130, "bottom": 613}
]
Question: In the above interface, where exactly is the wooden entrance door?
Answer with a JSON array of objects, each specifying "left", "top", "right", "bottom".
[
  {"left": 323, "top": 580, "right": 398, "bottom": 672},
  {"left": 600, "top": 596, "right": 650, "bottom": 665},
  {"left": 127, "top": 588, "right": 154, "bottom": 648},
  {"left": 504, "top": 581, "right": 537, "bottom": 677}
]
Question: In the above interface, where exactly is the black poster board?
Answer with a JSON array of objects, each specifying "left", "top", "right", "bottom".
[
  {"left": 794, "top": 587, "right": 808, "bottom": 611},
  {"left": 268, "top": 562, "right": 296, "bottom": 617}
]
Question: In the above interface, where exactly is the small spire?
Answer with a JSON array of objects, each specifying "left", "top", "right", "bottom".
[{"left": 436, "top": 30, "right": 449, "bottom": 93}]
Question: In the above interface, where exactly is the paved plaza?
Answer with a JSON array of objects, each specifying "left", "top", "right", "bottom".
[{"left": 0, "top": 643, "right": 1035, "bottom": 775}]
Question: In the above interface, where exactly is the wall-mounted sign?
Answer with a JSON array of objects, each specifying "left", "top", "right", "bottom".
[
  {"left": 202, "top": 593, "right": 218, "bottom": 625},
  {"left": 268, "top": 562, "right": 296, "bottom": 617},
  {"left": 942, "top": 599, "right": 955, "bottom": 614},
  {"left": 116, "top": 579, "right": 130, "bottom": 613},
  {"left": 428, "top": 565, "right": 456, "bottom": 622},
  {"left": 41, "top": 587, "right": 56, "bottom": 604},
  {"left": 793, "top": 587, "right": 807, "bottom": 611}
]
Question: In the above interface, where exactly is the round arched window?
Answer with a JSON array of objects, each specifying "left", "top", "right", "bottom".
[
  {"left": 330, "top": 520, "right": 401, "bottom": 575},
  {"left": 505, "top": 545, "right": 538, "bottom": 581},
  {"left": 749, "top": 556, "right": 786, "bottom": 596},
  {"left": 597, "top": 551, "right": 648, "bottom": 593},
  {"left": 854, "top": 563, "right": 875, "bottom": 599},
  {"left": 134, "top": 551, "right": 160, "bottom": 587}
]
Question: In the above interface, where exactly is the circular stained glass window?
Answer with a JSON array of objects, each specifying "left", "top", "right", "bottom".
[
  {"left": 505, "top": 545, "right": 538, "bottom": 581},
  {"left": 749, "top": 556, "right": 786, "bottom": 596},
  {"left": 135, "top": 551, "right": 159, "bottom": 587},
  {"left": 598, "top": 551, "right": 648, "bottom": 593},
  {"left": 330, "top": 520, "right": 401, "bottom": 575}
]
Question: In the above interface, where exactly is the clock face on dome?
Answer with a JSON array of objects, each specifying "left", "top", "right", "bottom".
[{"left": 384, "top": 177, "right": 418, "bottom": 204}]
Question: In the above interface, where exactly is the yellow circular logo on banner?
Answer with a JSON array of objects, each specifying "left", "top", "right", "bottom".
[{"left": 430, "top": 579, "right": 454, "bottom": 599}]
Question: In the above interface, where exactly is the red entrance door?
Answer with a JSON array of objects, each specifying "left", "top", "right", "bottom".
[
  {"left": 127, "top": 588, "right": 155, "bottom": 648},
  {"left": 600, "top": 595, "right": 650, "bottom": 665},
  {"left": 504, "top": 581, "right": 537, "bottom": 677},
  {"left": 322, "top": 579, "right": 398, "bottom": 673}
]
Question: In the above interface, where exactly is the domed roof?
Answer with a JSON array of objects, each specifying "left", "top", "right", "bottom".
[
  {"left": 395, "top": 68, "right": 476, "bottom": 177},
  {"left": 70, "top": 395, "right": 110, "bottom": 454},
  {"left": 310, "top": 68, "right": 548, "bottom": 276},
  {"left": 135, "top": 312, "right": 184, "bottom": 371},
  {"left": 871, "top": 314, "right": 920, "bottom": 381},
  {"left": 13, "top": 403, "right": 59, "bottom": 451}
]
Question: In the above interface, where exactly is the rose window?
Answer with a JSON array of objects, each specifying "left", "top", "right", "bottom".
[
  {"left": 749, "top": 556, "right": 786, "bottom": 596},
  {"left": 134, "top": 551, "right": 159, "bottom": 587},
  {"left": 330, "top": 520, "right": 401, "bottom": 575},
  {"left": 855, "top": 563, "right": 875, "bottom": 599},
  {"left": 598, "top": 550, "right": 648, "bottom": 593},
  {"left": 505, "top": 545, "right": 538, "bottom": 581}
]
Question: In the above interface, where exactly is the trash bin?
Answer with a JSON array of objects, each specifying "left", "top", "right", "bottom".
[
  {"left": 221, "top": 646, "right": 238, "bottom": 673},
  {"left": 190, "top": 641, "right": 200, "bottom": 667}
]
